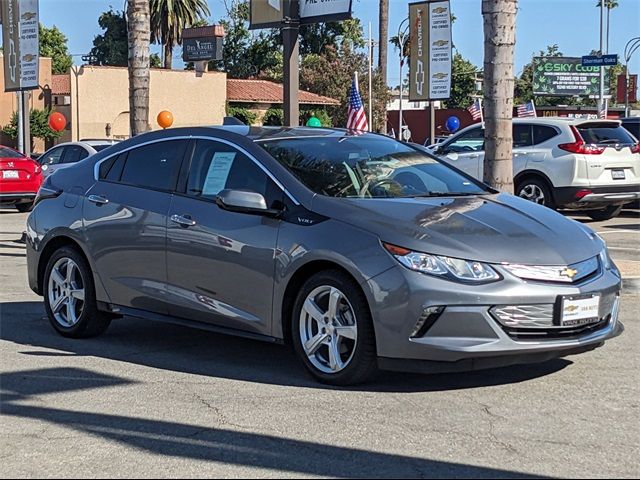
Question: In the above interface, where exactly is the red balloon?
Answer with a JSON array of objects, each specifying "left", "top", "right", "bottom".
[{"left": 48, "top": 112, "right": 67, "bottom": 132}]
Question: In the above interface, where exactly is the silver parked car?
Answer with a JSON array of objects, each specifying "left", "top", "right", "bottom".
[
  {"left": 38, "top": 140, "right": 120, "bottom": 178},
  {"left": 434, "top": 118, "right": 640, "bottom": 220},
  {"left": 26, "top": 127, "right": 623, "bottom": 385}
]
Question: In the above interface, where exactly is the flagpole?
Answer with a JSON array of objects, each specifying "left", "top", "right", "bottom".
[
  {"left": 368, "top": 22, "right": 373, "bottom": 132},
  {"left": 480, "top": 98, "right": 485, "bottom": 128},
  {"left": 531, "top": 99, "right": 537, "bottom": 118}
]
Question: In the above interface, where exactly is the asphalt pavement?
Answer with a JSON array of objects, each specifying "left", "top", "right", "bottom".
[{"left": 1, "top": 207, "right": 638, "bottom": 478}]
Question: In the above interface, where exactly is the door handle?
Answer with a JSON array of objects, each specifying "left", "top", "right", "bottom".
[
  {"left": 87, "top": 195, "right": 109, "bottom": 205},
  {"left": 170, "top": 214, "right": 197, "bottom": 227}
]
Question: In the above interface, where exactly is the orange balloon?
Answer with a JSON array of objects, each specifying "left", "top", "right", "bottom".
[
  {"left": 157, "top": 110, "right": 174, "bottom": 129},
  {"left": 48, "top": 112, "right": 67, "bottom": 132}
]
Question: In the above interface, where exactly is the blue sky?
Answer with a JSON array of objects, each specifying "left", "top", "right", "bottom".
[{"left": 26, "top": 0, "right": 640, "bottom": 87}]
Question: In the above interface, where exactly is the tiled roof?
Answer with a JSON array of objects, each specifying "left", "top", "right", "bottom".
[
  {"left": 227, "top": 79, "right": 339, "bottom": 106},
  {"left": 51, "top": 74, "right": 71, "bottom": 95}
]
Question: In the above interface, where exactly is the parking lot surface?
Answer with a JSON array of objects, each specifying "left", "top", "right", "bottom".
[{"left": 1, "top": 207, "right": 639, "bottom": 478}]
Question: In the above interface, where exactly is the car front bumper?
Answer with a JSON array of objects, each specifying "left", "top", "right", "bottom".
[{"left": 367, "top": 263, "right": 623, "bottom": 373}]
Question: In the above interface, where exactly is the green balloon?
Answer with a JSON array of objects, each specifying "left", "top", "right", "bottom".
[{"left": 306, "top": 116, "right": 322, "bottom": 127}]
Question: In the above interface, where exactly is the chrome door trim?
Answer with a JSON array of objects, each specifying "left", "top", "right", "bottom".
[{"left": 92, "top": 135, "right": 300, "bottom": 205}]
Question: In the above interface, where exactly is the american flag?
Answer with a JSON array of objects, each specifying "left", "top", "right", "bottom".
[
  {"left": 467, "top": 99, "right": 482, "bottom": 121},
  {"left": 346, "top": 74, "right": 369, "bottom": 132},
  {"left": 517, "top": 100, "right": 537, "bottom": 118}
]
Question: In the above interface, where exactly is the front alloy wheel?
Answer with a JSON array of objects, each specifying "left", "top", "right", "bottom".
[
  {"left": 299, "top": 285, "right": 358, "bottom": 374},
  {"left": 292, "top": 270, "right": 377, "bottom": 385}
]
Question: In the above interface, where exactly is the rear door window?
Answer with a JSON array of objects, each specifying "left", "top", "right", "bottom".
[
  {"left": 532, "top": 125, "right": 559, "bottom": 145},
  {"left": 62, "top": 145, "right": 90, "bottom": 164},
  {"left": 576, "top": 123, "right": 636, "bottom": 145},
  {"left": 513, "top": 124, "right": 533, "bottom": 148},
  {"left": 119, "top": 140, "right": 188, "bottom": 191}
]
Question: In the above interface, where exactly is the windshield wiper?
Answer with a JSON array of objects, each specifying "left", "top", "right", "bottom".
[{"left": 408, "top": 191, "right": 482, "bottom": 198}]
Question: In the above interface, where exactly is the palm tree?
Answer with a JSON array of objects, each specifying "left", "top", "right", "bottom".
[
  {"left": 150, "top": 0, "right": 210, "bottom": 70},
  {"left": 127, "top": 0, "right": 151, "bottom": 136},
  {"left": 597, "top": 0, "right": 619, "bottom": 53},
  {"left": 481, "top": 0, "right": 517, "bottom": 193}
]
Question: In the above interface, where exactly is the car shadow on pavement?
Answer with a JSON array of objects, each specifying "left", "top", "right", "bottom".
[
  {"left": 0, "top": 301, "right": 572, "bottom": 394},
  {"left": 0, "top": 367, "right": 547, "bottom": 479}
]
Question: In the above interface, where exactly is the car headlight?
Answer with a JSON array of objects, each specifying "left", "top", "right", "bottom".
[
  {"left": 594, "top": 233, "right": 621, "bottom": 278},
  {"left": 383, "top": 242, "right": 500, "bottom": 283}
]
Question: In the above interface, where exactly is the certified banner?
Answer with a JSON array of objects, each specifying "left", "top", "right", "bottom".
[
  {"left": 2, "top": 0, "right": 40, "bottom": 92},
  {"left": 409, "top": 1, "right": 451, "bottom": 101}
]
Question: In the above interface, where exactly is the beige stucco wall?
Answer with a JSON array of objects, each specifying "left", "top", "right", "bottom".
[
  {"left": 0, "top": 55, "right": 53, "bottom": 152},
  {"left": 70, "top": 66, "right": 227, "bottom": 141}
]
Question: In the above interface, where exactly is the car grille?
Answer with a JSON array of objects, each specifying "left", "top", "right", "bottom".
[
  {"left": 501, "top": 256, "right": 600, "bottom": 284},
  {"left": 490, "top": 292, "right": 618, "bottom": 340}
]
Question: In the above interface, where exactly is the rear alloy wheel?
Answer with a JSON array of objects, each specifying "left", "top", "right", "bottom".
[
  {"left": 44, "top": 247, "right": 112, "bottom": 338},
  {"left": 586, "top": 205, "right": 623, "bottom": 221},
  {"left": 517, "top": 178, "right": 555, "bottom": 209},
  {"left": 292, "top": 270, "right": 377, "bottom": 385}
]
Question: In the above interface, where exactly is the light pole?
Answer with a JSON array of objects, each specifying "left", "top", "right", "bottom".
[
  {"left": 623, "top": 36, "right": 640, "bottom": 117},
  {"left": 396, "top": 18, "right": 409, "bottom": 141}
]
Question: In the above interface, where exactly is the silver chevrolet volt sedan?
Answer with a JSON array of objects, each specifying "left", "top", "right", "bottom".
[{"left": 25, "top": 126, "right": 624, "bottom": 385}]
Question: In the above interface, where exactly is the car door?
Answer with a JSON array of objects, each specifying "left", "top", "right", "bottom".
[
  {"left": 438, "top": 127, "right": 483, "bottom": 179},
  {"left": 83, "top": 139, "right": 189, "bottom": 314},
  {"left": 39, "top": 146, "right": 66, "bottom": 177},
  {"left": 165, "top": 138, "right": 283, "bottom": 335}
]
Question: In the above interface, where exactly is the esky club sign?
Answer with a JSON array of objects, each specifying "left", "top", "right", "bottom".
[{"left": 533, "top": 57, "right": 611, "bottom": 97}]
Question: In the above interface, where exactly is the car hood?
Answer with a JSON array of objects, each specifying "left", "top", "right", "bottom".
[{"left": 311, "top": 193, "right": 601, "bottom": 265}]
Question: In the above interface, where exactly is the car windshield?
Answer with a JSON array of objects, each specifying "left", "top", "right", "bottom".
[
  {"left": 0, "top": 147, "right": 24, "bottom": 159},
  {"left": 258, "top": 135, "right": 489, "bottom": 199}
]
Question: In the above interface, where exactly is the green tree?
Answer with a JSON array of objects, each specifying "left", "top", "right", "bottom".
[
  {"left": 444, "top": 53, "right": 480, "bottom": 109},
  {"left": 150, "top": 0, "right": 210, "bottom": 70},
  {"left": 1, "top": 109, "right": 63, "bottom": 143},
  {"left": 90, "top": 9, "right": 129, "bottom": 66},
  {"left": 39, "top": 24, "right": 73, "bottom": 74}
]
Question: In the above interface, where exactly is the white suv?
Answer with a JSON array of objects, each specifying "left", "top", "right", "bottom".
[{"left": 433, "top": 118, "right": 640, "bottom": 220}]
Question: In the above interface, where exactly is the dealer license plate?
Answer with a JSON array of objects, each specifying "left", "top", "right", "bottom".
[
  {"left": 2, "top": 170, "right": 19, "bottom": 179},
  {"left": 560, "top": 295, "right": 600, "bottom": 327},
  {"left": 611, "top": 169, "right": 626, "bottom": 180}
]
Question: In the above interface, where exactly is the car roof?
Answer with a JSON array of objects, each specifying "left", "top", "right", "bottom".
[
  {"left": 208, "top": 126, "right": 381, "bottom": 142},
  {"left": 621, "top": 117, "right": 640, "bottom": 123}
]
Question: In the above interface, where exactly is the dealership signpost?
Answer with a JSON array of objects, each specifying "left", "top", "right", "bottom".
[
  {"left": 250, "top": 0, "right": 352, "bottom": 127},
  {"left": 1, "top": 0, "right": 39, "bottom": 156},
  {"left": 408, "top": 1, "right": 452, "bottom": 145}
]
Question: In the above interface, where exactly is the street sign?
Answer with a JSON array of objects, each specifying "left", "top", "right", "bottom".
[
  {"left": 409, "top": 1, "right": 452, "bottom": 102},
  {"left": 581, "top": 54, "right": 618, "bottom": 67},
  {"left": 299, "top": 0, "right": 352, "bottom": 24},
  {"left": 182, "top": 25, "right": 224, "bottom": 62},
  {"left": 2, "top": 0, "right": 40, "bottom": 92},
  {"left": 533, "top": 57, "right": 610, "bottom": 97},
  {"left": 250, "top": 0, "right": 285, "bottom": 30},
  {"left": 250, "top": 0, "right": 352, "bottom": 29}
]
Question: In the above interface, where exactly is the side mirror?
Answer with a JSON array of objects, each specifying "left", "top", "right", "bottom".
[
  {"left": 216, "top": 189, "right": 282, "bottom": 217},
  {"left": 446, "top": 152, "right": 459, "bottom": 161}
]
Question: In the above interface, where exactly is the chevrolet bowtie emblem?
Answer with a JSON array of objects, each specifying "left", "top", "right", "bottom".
[
  {"left": 565, "top": 305, "right": 579, "bottom": 313},
  {"left": 560, "top": 267, "right": 578, "bottom": 279}
]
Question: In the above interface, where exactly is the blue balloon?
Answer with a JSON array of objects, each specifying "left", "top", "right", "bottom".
[{"left": 446, "top": 116, "right": 461, "bottom": 133}]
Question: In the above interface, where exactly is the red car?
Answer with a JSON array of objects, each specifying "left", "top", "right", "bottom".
[{"left": 0, "top": 145, "right": 43, "bottom": 212}]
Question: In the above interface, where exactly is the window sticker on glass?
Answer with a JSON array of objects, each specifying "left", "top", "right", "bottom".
[{"left": 202, "top": 152, "right": 237, "bottom": 195}]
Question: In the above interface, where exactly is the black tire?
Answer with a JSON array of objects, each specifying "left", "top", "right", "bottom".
[
  {"left": 15, "top": 202, "right": 33, "bottom": 213},
  {"left": 516, "top": 177, "right": 556, "bottom": 209},
  {"left": 291, "top": 270, "right": 378, "bottom": 386},
  {"left": 43, "top": 246, "right": 112, "bottom": 338},
  {"left": 586, "top": 205, "right": 623, "bottom": 221}
]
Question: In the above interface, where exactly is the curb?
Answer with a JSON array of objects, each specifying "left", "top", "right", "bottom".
[{"left": 622, "top": 277, "right": 640, "bottom": 294}]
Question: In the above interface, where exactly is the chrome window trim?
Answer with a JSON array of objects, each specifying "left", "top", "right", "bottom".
[
  {"left": 500, "top": 255, "right": 600, "bottom": 284},
  {"left": 93, "top": 135, "right": 300, "bottom": 205}
]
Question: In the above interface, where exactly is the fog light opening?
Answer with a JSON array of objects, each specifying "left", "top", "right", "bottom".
[{"left": 410, "top": 306, "right": 445, "bottom": 338}]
